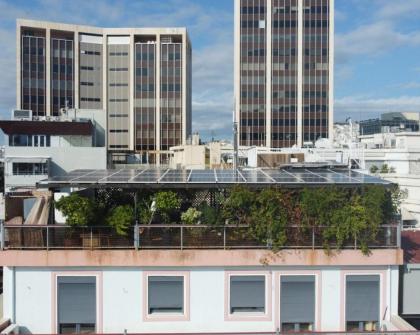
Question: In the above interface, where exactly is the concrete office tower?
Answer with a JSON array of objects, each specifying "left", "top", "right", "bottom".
[
  {"left": 234, "top": 0, "right": 334, "bottom": 148},
  {"left": 17, "top": 19, "right": 192, "bottom": 165}
]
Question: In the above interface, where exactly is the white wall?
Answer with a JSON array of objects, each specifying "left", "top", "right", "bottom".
[
  {"left": 2, "top": 265, "right": 400, "bottom": 334},
  {"left": 4, "top": 146, "right": 106, "bottom": 191}
]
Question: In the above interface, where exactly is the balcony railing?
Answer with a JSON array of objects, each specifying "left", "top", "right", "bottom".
[{"left": 0, "top": 224, "right": 400, "bottom": 250}]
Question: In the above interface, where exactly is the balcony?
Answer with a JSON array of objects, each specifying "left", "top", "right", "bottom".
[{"left": 1, "top": 224, "right": 400, "bottom": 250}]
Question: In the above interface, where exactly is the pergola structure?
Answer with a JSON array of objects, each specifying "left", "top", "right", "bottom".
[{"left": 37, "top": 167, "right": 391, "bottom": 190}]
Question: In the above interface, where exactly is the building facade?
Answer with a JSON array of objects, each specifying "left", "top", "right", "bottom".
[
  {"left": 234, "top": 0, "right": 334, "bottom": 148},
  {"left": 359, "top": 112, "right": 420, "bottom": 136},
  {"left": 17, "top": 19, "right": 192, "bottom": 165}
]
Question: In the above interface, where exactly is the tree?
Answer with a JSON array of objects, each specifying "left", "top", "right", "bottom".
[
  {"left": 106, "top": 205, "right": 134, "bottom": 236},
  {"left": 222, "top": 185, "right": 254, "bottom": 225},
  {"left": 380, "top": 164, "right": 390, "bottom": 174},
  {"left": 55, "top": 193, "right": 95, "bottom": 226},
  {"left": 154, "top": 191, "right": 182, "bottom": 224},
  {"left": 181, "top": 207, "right": 202, "bottom": 225},
  {"left": 369, "top": 165, "right": 379, "bottom": 174},
  {"left": 249, "top": 188, "right": 289, "bottom": 249}
]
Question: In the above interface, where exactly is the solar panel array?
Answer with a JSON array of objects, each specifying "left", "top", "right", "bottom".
[{"left": 38, "top": 168, "right": 391, "bottom": 188}]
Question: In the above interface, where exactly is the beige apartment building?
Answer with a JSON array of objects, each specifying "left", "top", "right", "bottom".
[
  {"left": 234, "top": 0, "right": 334, "bottom": 148},
  {"left": 17, "top": 19, "right": 192, "bottom": 165}
]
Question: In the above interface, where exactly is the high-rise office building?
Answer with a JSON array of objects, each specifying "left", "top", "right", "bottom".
[
  {"left": 234, "top": 0, "right": 334, "bottom": 148},
  {"left": 17, "top": 19, "right": 192, "bottom": 164}
]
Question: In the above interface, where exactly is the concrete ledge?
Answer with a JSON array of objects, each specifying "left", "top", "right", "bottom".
[{"left": 0, "top": 249, "right": 403, "bottom": 267}]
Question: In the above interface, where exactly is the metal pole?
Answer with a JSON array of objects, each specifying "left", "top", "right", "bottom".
[
  {"left": 180, "top": 226, "right": 183, "bottom": 250},
  {"left": 233, "top": 122, "right": 238, "bottom": 170},
  {"left": 134, "top": 224, "right": 139, "bottom": 250},
  {"left": 0, "top": 220, "right": 4, "bottom": 250},
  {"left": 90, "top": 227, "right": 93, "bottom": 250},
  {"left": 397, "top": 222, "right": 402, "bottom": 249},
  {"left": 312, "top": 226, "right": 315, "bottom": 250},
  {"left": 46, "top": 226, "right": 49, "bottom": 250},
  {"left": 223, "top": 226, "right": 226, "bottom": 250}
]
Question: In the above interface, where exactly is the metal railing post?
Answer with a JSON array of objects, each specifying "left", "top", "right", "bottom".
[
  {"left": 46, "top": 226, "right": 49, "bottom": 250},
  {"left": 134, "top": 223, "right": 139, "bottom": 250},
  {"left": 312, "top": 226, "right": 315, "bottom": 250},
  {"left": 223, "top": 226, "right": 226, "bottom": 250},
  {"left": 180, "top": 226, "right": 183, "bottom": 250},
  {"left": 0, "top": 220, "right": 4, "bottom": 250},
  {"left": 397, "top": 223, "right": 401, "bottom": 249}
]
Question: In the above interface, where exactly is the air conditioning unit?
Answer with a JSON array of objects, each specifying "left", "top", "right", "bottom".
[{"left": 12, "top": 109, "right": 32, "bottom": 120}]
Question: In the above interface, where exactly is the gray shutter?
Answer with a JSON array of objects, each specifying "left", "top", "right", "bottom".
[
  {"left": 230, "top": 275, "right": 265, "bottom": 312},
  {"left": 58, "top": 276, "right": 96, "bottom": 324},
  {"left": 280, "top": 275, "right": 315, "bottom": 323},
  {"left": 148, "top": 276, "right": 184, "bottom": 313},
  {"left": 346, "top": 275, "right": 380, "bottom": 322}
]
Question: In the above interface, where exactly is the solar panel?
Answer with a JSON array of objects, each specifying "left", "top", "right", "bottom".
[
  {"left": 239, "top": 170, "right": 273, "bottom": 183},
  {"left": 100, "top": 169, "right": 143, "bottom": 183},
  {"left": 216, "top": 170, "right": 245, "bottom": 183},
  {"left": 188, "top": 170, "right": 216, "bottom": 183},
  {"left": 72, "top": 170, "right": 117, "bottom": 182},
  {"left": 264, "top": 170, "right": 303, "bottom": 183},
  {"left": 38, "top": 167, "right": 392, "bottom": 188},
  {"left": 131, "top": 169, "right": 167, "bottom": 183},
  {"left": 160, "top": 170, "right": 190, "bottom": 183}
]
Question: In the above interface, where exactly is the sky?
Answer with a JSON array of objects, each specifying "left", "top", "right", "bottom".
[{"left": 0, "top": 0, "right": 420, "bottom": 141}]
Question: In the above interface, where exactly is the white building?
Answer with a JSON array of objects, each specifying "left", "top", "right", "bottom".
[
  {"left": 0, "top": 109, "right": 106, "bottom": 223},
  {"left": 0, "top": 168, "right": 413, "bottom": 334}
]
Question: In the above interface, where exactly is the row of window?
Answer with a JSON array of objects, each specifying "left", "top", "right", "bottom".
[
  {"left": 9, "top": 134, "right": 51, "bottom": 147},
  {"left": 81, "top": 50, "right": 100, "bottom": 56},
  {"left": 22, "top": 47, "right": 45, "bottom": 56},
  {"left": 81, "top": 97, "right": 101, "bottom": 102},
  {"left": 110, "top": 52, "right": 129, "bottom": 56},
  {"left": 52, "top": 64, "right": 73, "bottom": 74},
  {"left": 12, "top": 162, "right": 48, "bottom": 176},
  {"left": 241, "top": 6, "right": 265, "bottom": 14},
  {"left": 109, "top": 67, "right": 128, "bottom": 72},
  {"left": 161, "top": 52, "right": 181, "bottom": 61}
]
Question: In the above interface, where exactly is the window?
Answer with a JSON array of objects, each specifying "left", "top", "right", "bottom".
[
  {"left": 57, "top": 276, "right": 96, "bottom": 334},
  {"left": 9, "top": 134, "right": 32, "bottom": 147},
  {"left": 12, "top": 162, "right": 48, "bottom": 175},
  {"left": 148, "top": 276, "right": 184, "bottom": 314},
  {"left": 280, "top": 276, "right": 315, "bottom": 332},
  {"left": 229, "top": 275, "right": 265, "bottom": 314},
  {"left": 346, "top": 275, "right": 380, "bottom": 331}
]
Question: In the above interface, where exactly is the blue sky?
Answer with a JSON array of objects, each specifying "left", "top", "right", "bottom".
[{"left": 0, "top": 0, "right": 420, "bottom": 141}]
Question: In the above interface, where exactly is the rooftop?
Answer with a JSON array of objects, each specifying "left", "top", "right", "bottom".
[
  {"left": 0, "top": 120, "right": 93, "bottom": 136},
  {"left": 37, "top": 167, "right": 391, "bottom": 189}
]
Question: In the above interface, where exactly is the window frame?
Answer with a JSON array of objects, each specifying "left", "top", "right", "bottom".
[
  {"left": 225, "top": 271, "right": 272, "bottom": 321},
  {"left": 51, "top": 271, "right": 102, "bottom": 334},
  {"left": 342, "top": 271, "right": 385, "bottom": 331},
  {"left": 279, "top": 274, "right": 318, "bottom": 332},
  {"left": 274, "top": 271, "right": 321, "bottom": 331},
  {"left": 143, "top": 271, "right": 190, "bottom": 321}
]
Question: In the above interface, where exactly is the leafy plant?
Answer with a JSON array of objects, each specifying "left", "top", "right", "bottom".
[
  {"left": 222, "top": 185, "right": 254, "bottom": 225},
  {"left": 249, "top": 188, "right": 289, "bottom": 249},
  {"left": 106, "top": 205, "right": 134, "bottom": 236},
  {"left": 55, "top": 193, "right": 95, "bottom": 226},
  {"left": 181, "top": 207, "right": 202, "bottom": 225},
  {"left": 154, "top": 191, "right": 182, "bottom": 224},
  {"left": 380, "top": 164, "right": 390, "bottom": 174},
  {"left": 369, "top": 165, "right": 379, "bottom": 174},
  {"left": 198, "top": 202, "right": 223, "bottom": 225}
]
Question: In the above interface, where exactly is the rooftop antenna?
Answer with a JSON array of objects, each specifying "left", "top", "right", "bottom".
[{"left": 233, "top": 99, "right": 238, "bottom": 170}]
